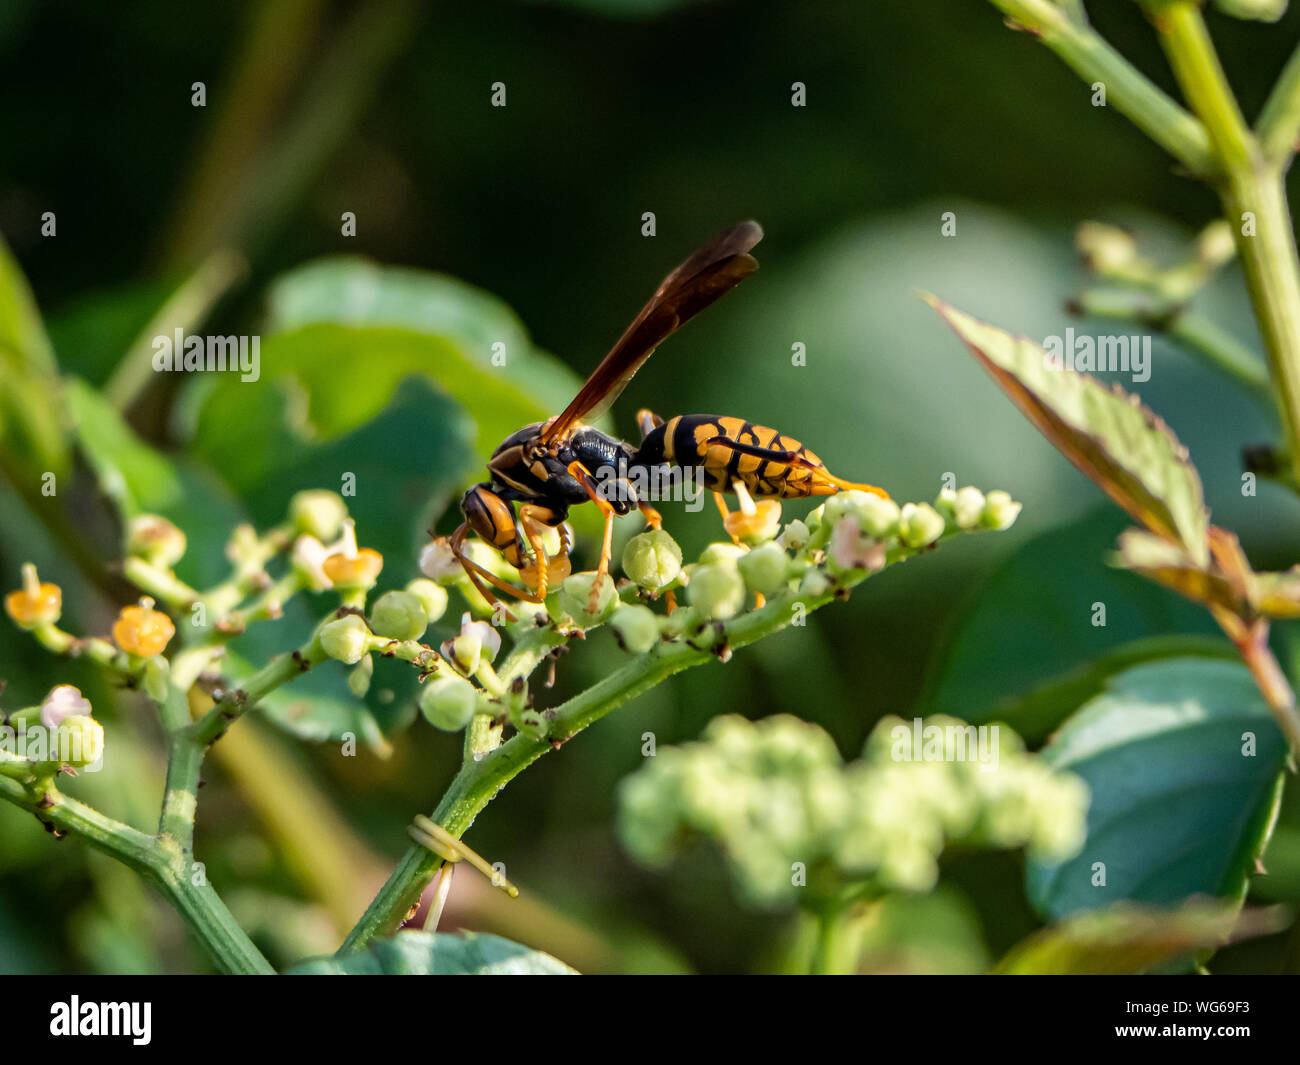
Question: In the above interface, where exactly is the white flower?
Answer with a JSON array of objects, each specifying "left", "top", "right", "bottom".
[
  {"left": 420, "top": 540, "right": 462, "bottom": 582},
  {"left": 291, "top": 535, "right": 334, "bottom": 591},
  {"left": 41, "top": 685, "right": 93, "bottom": 729}
]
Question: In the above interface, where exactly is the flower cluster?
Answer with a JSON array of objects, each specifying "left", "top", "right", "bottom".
[{"left": 617, "top": 713, "right": 1087, "bottom": 909}]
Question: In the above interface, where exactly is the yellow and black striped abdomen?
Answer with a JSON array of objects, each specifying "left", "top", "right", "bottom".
[{"left": 656, "top": 414, "right": 881, "bottom": 499}]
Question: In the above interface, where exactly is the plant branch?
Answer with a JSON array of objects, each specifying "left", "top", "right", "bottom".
[
  {"left": 1153, "top": 3, "right": 1300, "bottom": 492},
  {"left": 338, "top": 529, "right": 984, "bottom": 954},
  {"left": 987, "top": 0, "right": 1215, "bottom": 176},
  {"left": 1072, "top": 286, "right": 1272, "bottom": 403},
  {"left": 1257, "top": 38, "right": 1300, "bottom": 168}
]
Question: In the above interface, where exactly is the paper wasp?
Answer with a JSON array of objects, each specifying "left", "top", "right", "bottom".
[{"left": 444, "top": 220, "right": 889, "bottom": 616}]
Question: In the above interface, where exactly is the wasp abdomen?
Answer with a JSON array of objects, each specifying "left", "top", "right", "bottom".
[{"left": 640, "top": 413, "right": 880, "bottom": 500}]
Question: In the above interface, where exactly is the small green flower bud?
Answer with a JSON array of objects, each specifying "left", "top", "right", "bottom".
[
  {"left": 798, "top": 570, "right": 831, "bottom": 599},
  {"left": 658, "top": 605, "right": 700, "bottom": 640},
  {"left": 419, "top": 676, "right": 478, "bottom": 731},
  {"left": 370, "top": 590, "right": 429, "bottom": 641},
  {"left": 451, "top": 632, "right": 482, "bottom": 675},
  {"left": 55, "top": 715, "right": 104, "bottom": 768},
  {"left": 319, "top": 615, "right": 371, "bottom": 665},
  {"left": 622, "top": 530, "right": 683, "bottom": 590},
  {"left": 557, "top": 572, "right": 618, "bottom": 625},
  {"left": 688, "top": 562, "right": 746, "bottom": 620},
  {"left": 1212, "top": 0, "right": 1287, "bottom": 23},
  {"left": 348, "top": 654, "right": 374, "bottom": 697},
  {"left": 513, "top": 707, "right": 550, "bottom": 739},
  {"left": 126, "top": 514, "right": 187, "bottom": 568},
  {"left": 805, "top": 503, "right": 827, "bottom": 530},
  {"left": 1196, "top": 218, "right": 1236, "bottom": 268},
  {"left": 698, "top": 542, "right": 746, "bottom": 566},
  {"left": 898, "top": 502, "right": 946, "bottom": 548},
  {"left": 980, "top": 490, "right": 1022, "bottom": 530},
  {"left": 853, "top": 495, "right": 901, "bottom": 538},
  {"left": 290, "top": 490, "right": 348, "bottom": 541},
  {"left": 778, "top": 519, "right": 810, "bottom": 551},
  {"left": 610, "top": 604, "right": 660, "bottom": 654},
  {"left": 1076, "top": 221, "right": 1139, "bottom": 277},
  {"left": 404, "top": 579, "right": 448, "bottom": 624},
  {"left": 143, "top": 657, "right": 170, "bottom": 703},
  {"left": 737, "top": 541, "right": 790, "bottom": 597},
  {"left": 951, "top": 486, "right": 986, "bottom": 529}
]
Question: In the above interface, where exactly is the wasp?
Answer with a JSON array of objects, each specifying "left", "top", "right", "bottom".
[{"left": 444, "top": 221, "right": 889, "bottom": 616}]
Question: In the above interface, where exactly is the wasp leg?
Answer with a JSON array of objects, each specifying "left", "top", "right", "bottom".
[
  {"left": 448, "top": 524, "right": 544, "bottom": 623},
  {"left": 703, "top": 436, "right": 890, "bottom": 499},
  {"left": 517, "top": 503, "right": 570, "bottom": 602},
  {"left": 566, "top": 460, "right": 621, "bottom": 612},
  {"left": 636, "top": 408, "right": 665, "bottom": 440},
  {"left": 638, "top": 501, "right": 663, "bottom": 530},
  {"left": 711, "top": 491, "right": 743, "bottom": 546}
]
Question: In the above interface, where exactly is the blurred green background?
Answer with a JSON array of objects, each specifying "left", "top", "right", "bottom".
[{"left": 3, "top": 0, "right": 1300, "bottom": 973}]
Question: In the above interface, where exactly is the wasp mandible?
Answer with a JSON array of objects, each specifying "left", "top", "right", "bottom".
[{"left": 443, "top": 221, "right": 889, "bottom": 616}]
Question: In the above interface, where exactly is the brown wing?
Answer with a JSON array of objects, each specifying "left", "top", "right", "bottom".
[{"left": 540, "top": 220, "right": 763, "bottom": 445}]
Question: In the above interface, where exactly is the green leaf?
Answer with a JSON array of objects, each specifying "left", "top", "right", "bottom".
[
  {"left": 993, "top": 899, "right": 1285, "bottom": 974},
  {"left": 289, "top": 931, "right": 577, "bottom": 975},
  {"left": 46, "top": 276, "right": 177, "bottom": 386},
  {"left": 0, "top": 229, "right": 55, "bottom": 374},
  {"left": 1027, "top": 657, "right": 1286, "bottom": 921},
  {"left": 926, "top": 295, "right": 1210, "bottom": 564},
  {"left": 262, "top": 255, "right": 592, "bottom": 443},
  {"left": 1111, "top": 526, "right": 1239, "bottom": 613},
  {"left": 923, "top": 507, "right": 1223, "bottom": 739},
  {"left": 63, "top": 376, "right": 184, "bottom": 518},
  {"left": 62, "top": 375, "right": 257, "bottom": 589},
  {"left": 0, "top": 230, "right": 68, "bottom": 478}
]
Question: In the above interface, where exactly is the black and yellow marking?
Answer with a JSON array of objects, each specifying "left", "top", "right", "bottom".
[{"left": 647, "top": 413, "right": 885, "bottom": 499}]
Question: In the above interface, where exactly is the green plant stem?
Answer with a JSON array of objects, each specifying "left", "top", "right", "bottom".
[
  {"left": 987, "top": 0, "right": 1215, "bottom": 176},
  {"left": 1257, "top": 39, "right": 1300, "bottom": 168},
  {"left": 1073, "top": 287, "right": 1272, "bottom": 402},
  {"left": 192, "top": 636, "right": 326, "bottom": 746},
  {"left": 1155, "top": 2, "right": 1300, "bottom": 495},
  {"left": 123, "top": 558, "right": 201, "bottom": 608},
  {"left": 339, "top": 534, "right": 968, "bottom": 954},
  {"left": 104, "top": 249, "right": 247, "bottom": 411},
  {"left": 0, "top": 774, "right": 273, "bottom": 974}
]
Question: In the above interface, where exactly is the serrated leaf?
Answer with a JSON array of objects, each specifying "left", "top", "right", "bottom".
[
  {"left": 926, "top": 295, "right": 1209, "bottom": 564},
  {"left": 289, "top": 931, "right": 577, "bottom": 975},
  {"left": 1027, "top": 658, "right": 1286, "bottom": 920},
  {"left": 1111, "top": 527, "right": 1239, "bottom": 613},
  {"left": 1250, "top": 568, "right": 1300, "bottom": 618},
  {"left": 993, "top": 899, "right": 1285, "bottom": 974}
]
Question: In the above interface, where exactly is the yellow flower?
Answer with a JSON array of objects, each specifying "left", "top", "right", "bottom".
[
  {"left": 722, "top": 483, "right": 782, "bottom": 544},
  {"left": 323, "top": 548, "right": 384, "bottom": 589},
  {"left": 5, "top": 563, "right": 62, "bottom": 629},
  {"left": 112, "top": 598, "right": 175, "bottom": 657},
  {"left": 321, "top": 519, "right": 384, "bottom": 589}
]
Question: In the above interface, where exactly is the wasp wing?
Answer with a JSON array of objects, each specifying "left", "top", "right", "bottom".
[{"left": 540, "top": 220, "right": 763, "bottom": 444}]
